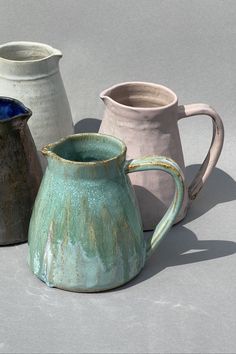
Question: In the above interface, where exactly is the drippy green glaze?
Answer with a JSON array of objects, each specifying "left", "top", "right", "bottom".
[{"left": 28, "top": 133, "right": 184, "bottom": 292}]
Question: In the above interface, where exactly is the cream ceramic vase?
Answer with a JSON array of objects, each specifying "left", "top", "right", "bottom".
[
  {"left": 0, "top": 41, "right": 73, "bottom": 168},
  {"left": 99, "top": 82, "right": 224, "bottom": 230}
]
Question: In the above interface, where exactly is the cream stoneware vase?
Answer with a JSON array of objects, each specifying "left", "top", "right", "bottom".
[
  {"left": 0, "top": 41, "right": 73, "bottom": 168},
  {"left": 99, "top": 82, "right": 224, "bottom": 230}
]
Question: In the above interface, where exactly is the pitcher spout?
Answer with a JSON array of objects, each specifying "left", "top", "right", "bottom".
[
  {"left": 0, "top": 97, "right": 31, "bottom": 126},
  {"left": 0, "top": 41, "right": 63, "bottom": 79},
  {"left": 100, "top": 87, "right": 120, "bottom": 110},
  {"left": 100, "top": 87, "right": 111, "bottom": 99},
  {"left": 100, "top": 91, "right": 113, "bottom": 105},
  {"left": 50, "top": 47, "right": 63, "bottom": 62}
]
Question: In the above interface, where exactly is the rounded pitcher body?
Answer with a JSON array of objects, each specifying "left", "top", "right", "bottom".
[
  {"left": 28, "top": 133, "right": 184, "bottom": 292},
  {"left": 99, "top": 82, "right": 224, "bottom": 230}
]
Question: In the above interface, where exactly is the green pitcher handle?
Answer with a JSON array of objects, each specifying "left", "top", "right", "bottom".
[{"left": 125, "top": 156, "right": 185, "bottom": 259}]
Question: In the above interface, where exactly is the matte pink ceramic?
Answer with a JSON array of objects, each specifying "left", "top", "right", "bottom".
[{"left": 99, "top": 82, "right": 224, "bottom": 230}]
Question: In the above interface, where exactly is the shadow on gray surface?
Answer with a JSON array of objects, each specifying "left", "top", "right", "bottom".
[
  {"left": 117, "top": 166, "right": 236, "bottom": 290},
  {"left": 183, "top": 164, "right": 236, "bottom": 224},
  {"left": 74, "top": 118, "right": 101, "bottom": 133},
  {"left": 117, "top": 223, "right": 236, "bottom": 290}
]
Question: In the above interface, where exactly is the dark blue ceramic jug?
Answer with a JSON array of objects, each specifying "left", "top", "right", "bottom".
[{"left": 0, "top": 97, "right": 42, "bottom": 245}]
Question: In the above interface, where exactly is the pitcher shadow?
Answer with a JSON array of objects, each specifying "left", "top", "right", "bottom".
[
  {"left": 74, "top": 118, "right": 101, "bottom": 134},
  {"left": 130, "top": 165, "right": 236, "bottom": 227},
  {"left": 183, "top": 164, "right": 236, "bottom": 224},
  {"left": 117, "top": 223, "right": 236, "bottom": 290},
  {"left": 117, "top": 166, "right": 236, "bottom": 290}
]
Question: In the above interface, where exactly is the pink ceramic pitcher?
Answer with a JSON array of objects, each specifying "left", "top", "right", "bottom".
[{"left": 99, "top": 82, "right": 224, "bottom": 230}]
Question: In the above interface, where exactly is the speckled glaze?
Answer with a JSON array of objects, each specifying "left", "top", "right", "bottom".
[
  {"left": 28, "top": 133, "right": 184, "bottom": 292},
  {"left": 99, "top": 82, "right": 224, "bottom": 230},
  {"left": 0, "top": 97, "right": 42, "bottom": 245},
  {"left": 0, "top": 41, "right": 74, "bottom": 169}
]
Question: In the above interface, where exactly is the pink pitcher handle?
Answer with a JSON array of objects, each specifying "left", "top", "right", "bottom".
[{"left": 178, "top": 103, "right": 224, "bottom": 200}]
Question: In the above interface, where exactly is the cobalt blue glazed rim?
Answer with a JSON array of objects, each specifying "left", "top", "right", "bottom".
[{"left": 0, "top": 96, "right": 31, "bottom": 122}]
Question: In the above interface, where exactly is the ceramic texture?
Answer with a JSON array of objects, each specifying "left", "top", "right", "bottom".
[
  {"left": 0, "top": 41, "right": 74, "bottom": 168},
  {"left": 99, "top": 82, "right": 224, "bottom": 230},
  {"left": 28, "top": 133, "right": 184, "bottom": 292},
  {"left": 0, "top": 97, "right": 42, "bottom": 245}
]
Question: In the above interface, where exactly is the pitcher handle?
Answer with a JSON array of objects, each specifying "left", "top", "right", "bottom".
[
  {"left": 178, "top": 104, "right": 224, "bottom": 200},
  {"left": 125, "top": 156, "right": 185, "bottom": 259}
]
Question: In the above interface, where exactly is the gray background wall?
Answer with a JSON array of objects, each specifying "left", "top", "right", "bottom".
[
  {"left": 1, "top": 0, "right": 235, "bottom": 170},
  {"left": 0, "top": 0, "right": 234, "bottom": 124},
  {"left": 0, "top": 1, "right": 235, "bottom": 353}
]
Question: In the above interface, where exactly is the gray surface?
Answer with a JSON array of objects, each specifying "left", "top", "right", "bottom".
[{"left": 0, "top": 1, "right": 236, "bottom": 353}]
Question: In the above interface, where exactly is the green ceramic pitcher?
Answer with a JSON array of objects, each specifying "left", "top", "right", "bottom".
[{"left": 28, "top": 133, "right": 184, "bottom": 292}]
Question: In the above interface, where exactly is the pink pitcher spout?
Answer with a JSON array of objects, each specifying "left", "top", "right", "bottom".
[
  {"left": 100, "top": 88, "right": 116, "bottom": 109},
  {"left": 100, "top": 88, "right": 112, "bottom": 101}
]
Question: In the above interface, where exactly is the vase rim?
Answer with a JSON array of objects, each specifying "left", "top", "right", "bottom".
[{"left": 0, "top": 41, "right": 62, "bottom": 63}]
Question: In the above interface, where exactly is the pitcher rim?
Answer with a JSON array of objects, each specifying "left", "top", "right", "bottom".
[
  {"left": 0, "top": 41, "right": 62, "bottom": 63},
  {"left": 42, "top": 133, "right": 127, "bottom": 166},
  {"left": 100, "top": 81, "right": 178, "bottom": 111}
]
